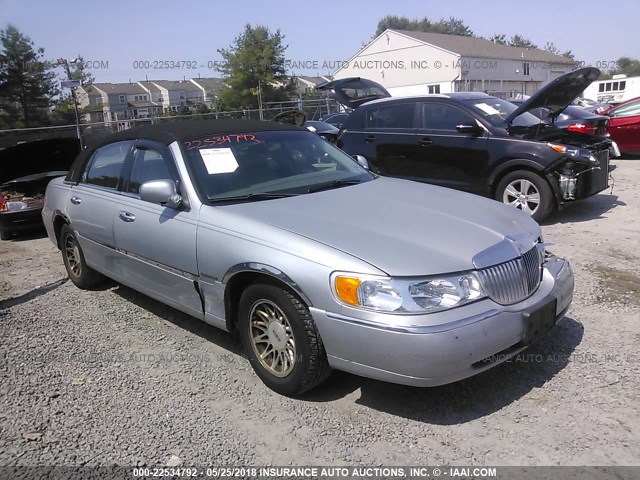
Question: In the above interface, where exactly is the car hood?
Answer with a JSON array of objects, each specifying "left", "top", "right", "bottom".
[
  {"left": 0, "top": 138, "right": 79, "bottom": 185},
  {"left": 222, "top": 177, "right": 540, "bottom": 276},
  {"left": 505, "top": 67, "right": 601, "bottom": 124},
  {"left": 316, "top": 77, "right": 391, "bottom": 109}
]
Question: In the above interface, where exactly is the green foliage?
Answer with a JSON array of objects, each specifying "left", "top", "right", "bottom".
[
  {"left": 216, "top": 24, "right": 296, "bottom": 110},
  {"left": 0, "top": 24, "right": 59, "bottom": 128},
  {"left": 374, "top": 15, "right": 474, "bottom": 38},
  {"left": 508, "top": 35, "right": 538, "bottom": 49},
  {"left": 489, "top": 34, "right": 507, "bottom": 45},
  {"left": 543, "top": 41, "right": 574, "bottom": 60}
]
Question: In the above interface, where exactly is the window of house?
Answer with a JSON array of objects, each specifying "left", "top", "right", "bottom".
[
  {"left": 119, "top": 95, "right": 125, "bottom": 103},
  {"left": 82, "top": 141, "right": 133, "bottom": 189},
  {"left": 365, "top": 103, "right": 415, "bottom": 129},
  {"left": 179, "top": 92, "right": 184, "bottom": 99},
  {"left": 523, "top": 62, "right": 530, "bottom": 76},
  {"left": 428, "top": 85, "right": 441, "bottom": 94}
]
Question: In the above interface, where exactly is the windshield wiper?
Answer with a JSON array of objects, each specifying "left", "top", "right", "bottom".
[
  {"left": 307, "top": 179, "right": 361, "bottom": 193},
  {"left": 208, "top": 192, "right": 298, "bottom": 203}
]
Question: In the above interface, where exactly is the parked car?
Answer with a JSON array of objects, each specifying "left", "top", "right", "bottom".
[
  {"left": 0, "top": 138, "right": 79, "bottom": 240},
  {"left": 318, "top": 69, "right": 612, "bottom": 222},
  {"left": 303, "top": 120, "right": 340, "bottom": 144},
  {"left": 319, "top": 112, "right": 350, "bottom": 128},
  {"left": 42, "top": 120, "right": 574, "bottom": 396},
  {"left": 599, "top": 96, "right": 640, "bottom": 155},
  {"left": 509, "top": 100, "right": 621, "bottom": 158}
]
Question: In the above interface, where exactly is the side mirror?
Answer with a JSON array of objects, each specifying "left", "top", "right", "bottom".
[
  {"left": 456, "top": 124, "right": 483, "bottom": 135},
  {"left": 352, "top": 155, "right": 370, "bottom": 170},
  {"left": 139, "top": 179, "right": 182, "bottom": 208}
]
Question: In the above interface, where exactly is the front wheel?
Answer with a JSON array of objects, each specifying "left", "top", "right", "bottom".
[
  {"left": 238, "top": 283, "right": 331, "bottom": 396},
  {"left": 495, "top": 170, "right": 554, "bottom": 222},
  {"left": 60, "top": 224, "right": 103, "bottom": 289}
]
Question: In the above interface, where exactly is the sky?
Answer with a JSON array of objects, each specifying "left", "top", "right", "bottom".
[{"left": 1, "top": 0, "right": 639, "bottom": 84}]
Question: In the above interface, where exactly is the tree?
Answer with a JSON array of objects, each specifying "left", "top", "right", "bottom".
[
  {"left": 508, "top": 35, "right": 538, "bottom": 49},
  {"left": 0, "top": 24, "right": 59, "bottom": 128},
  {"left": 374, "top": 15, "right": 473, "bottom": 38},
  {"left": 543, "top": 41, "right": 574, "bottom": 61},
  {"left": 216, "top": 24, "right": 296, "bottom": 110},
  {"left": 489, "top": 34, "right": 507, "bottom": 45}
]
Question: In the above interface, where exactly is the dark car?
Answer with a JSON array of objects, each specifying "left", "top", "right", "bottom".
[
  {"left": 303, "top": 120, "right": 340, "bottom": 144},
  {"left": 318, "top": 69, "right": 612, "bottom": 222},
  {"left": 319, "top": 112, "right": 350, "bottom": 128},
  {"left": 600, "top": 96, "right": 640, "bottom": 155},
  {"left": 511, "top": 101, "right": 610, "bottom": 136},
  {"left": 0, "top": 138, "right": 78, "bottom": 240}
]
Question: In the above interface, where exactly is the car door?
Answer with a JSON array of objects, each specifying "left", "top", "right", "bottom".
[
  {"left": 112, "top": 141, "right": 201, "bottom": 317},
  {"left": 354, "top": 102, "right": 422, "bottom": 177},
  {"left": 67, "top": 141, "right": 134, "bottom": 273},
  {"left": 607, "top": 99, "right": 640, "bottom": 154},
  {"left": 415, "top": 102, "right": 490, "bottom": 194}
]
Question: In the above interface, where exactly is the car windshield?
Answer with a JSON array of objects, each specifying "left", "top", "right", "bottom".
[
  {"left": 463, "top": 98, "right": 542, "bottom": 127},
  {"left": 183, "top": 130, "right": 374, "bottom": 202}
]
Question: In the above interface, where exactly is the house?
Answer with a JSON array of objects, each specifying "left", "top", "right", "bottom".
[
  {"left": 76, "top": 83, "right": 162, "bottom": 121},
  {"left": 190, "top": 77, "right": 226, "bottom": 110},
  {"left": 143, "top": 80, "right": 204, "bottom": 113},
  {"left": 333, "top": 30, "right": 577, "bottom": 98}
]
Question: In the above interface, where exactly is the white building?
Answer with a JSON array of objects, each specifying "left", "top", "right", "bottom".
[{"left": 334, "top": 30, "right": 577, "bottom": 98}]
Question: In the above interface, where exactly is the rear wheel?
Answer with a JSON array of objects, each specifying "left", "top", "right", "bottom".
[
  {"left": 0, "top": 230, "right": 13, "bottom": 241},
  {"left": 238, "top": 283, "right": 331, "bottom": 396},
  {"left": 496, "top": 170, "right": 554, "bottom": 222},
  {"left": 60, "top": 224, "right": 103, "bottom": 289}
]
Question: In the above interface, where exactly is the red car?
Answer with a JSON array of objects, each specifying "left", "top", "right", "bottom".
[{"left": 601, "top": 97, "right": 640, "bottom": 155}]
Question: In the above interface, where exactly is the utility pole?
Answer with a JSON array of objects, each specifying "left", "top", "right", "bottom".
[
  {"left": 257, "top": 80, "right": 264, "bottom": 120},
  {"left": 57, "top": 58, "right": 84, "bottom": 149}
]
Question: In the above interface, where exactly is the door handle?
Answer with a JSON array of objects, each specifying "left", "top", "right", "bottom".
[
  {"left": 118, "top": 211, "right": 136, "bottom": 222},
  {"left": 419, "top": 137, "right": 433, "bottom": 147},
  {"left": 364, "top": 135, "right": 376, "bottom": 143},
  {"left": 70, "top": 196, "right": 81, "bottom": 205}
]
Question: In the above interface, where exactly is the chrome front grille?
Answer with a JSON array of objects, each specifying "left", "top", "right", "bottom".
[{"left": 476, "top": 246, "right": 543, "bottom": 305}]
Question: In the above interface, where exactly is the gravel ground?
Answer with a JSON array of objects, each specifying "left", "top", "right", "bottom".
[{"left": 1, "top": 159, "right": 639, "bottom": 468}]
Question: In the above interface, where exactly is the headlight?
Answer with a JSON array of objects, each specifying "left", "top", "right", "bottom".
[
  {"left": 332, "top": 272, "right": 486, "bottom": 314},
  {"left": 548, "top": 143, "right": 598, "bottom": 163}
]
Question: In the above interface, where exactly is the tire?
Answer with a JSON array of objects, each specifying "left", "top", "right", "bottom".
[
  {"left": 60, "top": 224, "right": 103, "bottom": 289},
  {"left": 0, "top": 230, "right": 13, "bottom": 241},
  {"left": 495, "top": 170, "right": 554, "bottom": 222},
  {"left": 238, "top": 283, "right": 331, "bottom": 396}
]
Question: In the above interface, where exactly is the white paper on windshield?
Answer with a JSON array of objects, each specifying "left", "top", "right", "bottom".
[
  {"left": 200, "top": 148, "right": 239, "bottom": 174},
  {"left": 474, "top": 103, "right": 501, "bottom": 116}
]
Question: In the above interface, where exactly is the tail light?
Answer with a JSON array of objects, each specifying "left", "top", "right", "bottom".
[
  {"left": 567, "top": 123, "right": 596, "bottom": 135},
  {"left": 0, "top": 194, "right": 6, "bottom": 212}
]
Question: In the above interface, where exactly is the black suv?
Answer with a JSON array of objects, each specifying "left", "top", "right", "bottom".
[{"left": 317, "top": 69, "right": 612, "bottom": 222}]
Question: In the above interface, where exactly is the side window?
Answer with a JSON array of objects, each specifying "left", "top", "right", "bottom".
[
  {"left": 126, "top": 147, "right": 175, "bottom": 195},
  {"left": 365, "top": 103, "right": 415, "bottom": 129},
  {"left": 422, "top": 103, "right": 476, "bottom": 131},
  {"left": 82, "top": 141, "right": 132, "bottom": 189}
]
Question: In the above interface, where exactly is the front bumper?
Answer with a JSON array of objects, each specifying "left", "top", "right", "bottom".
[{"left": 311, "top": 254, "right": 574, "bottom": 387}]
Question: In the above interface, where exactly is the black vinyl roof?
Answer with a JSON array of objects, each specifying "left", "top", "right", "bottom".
[
  {"left": 67, "top": 119, "right": 306, "bottom": 183},
  {"left": 86, "top": 119, "right": 305, "bottom": 149}
]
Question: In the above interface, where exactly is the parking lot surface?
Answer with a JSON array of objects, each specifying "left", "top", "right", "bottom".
[{"left": 1, "top": 160, "right": 639, "bottom": 467}]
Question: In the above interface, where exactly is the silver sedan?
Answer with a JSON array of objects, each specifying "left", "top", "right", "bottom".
[{"left": 42, "top": 120, "right": 574, "bottom": 396}]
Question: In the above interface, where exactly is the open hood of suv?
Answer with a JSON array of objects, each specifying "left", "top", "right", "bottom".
[
  {"left": 505, "top": 67, "right": 601, "bottom": 124},
  {"left": 316, "top": 77, "right": 391, "bottom": 109}
]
